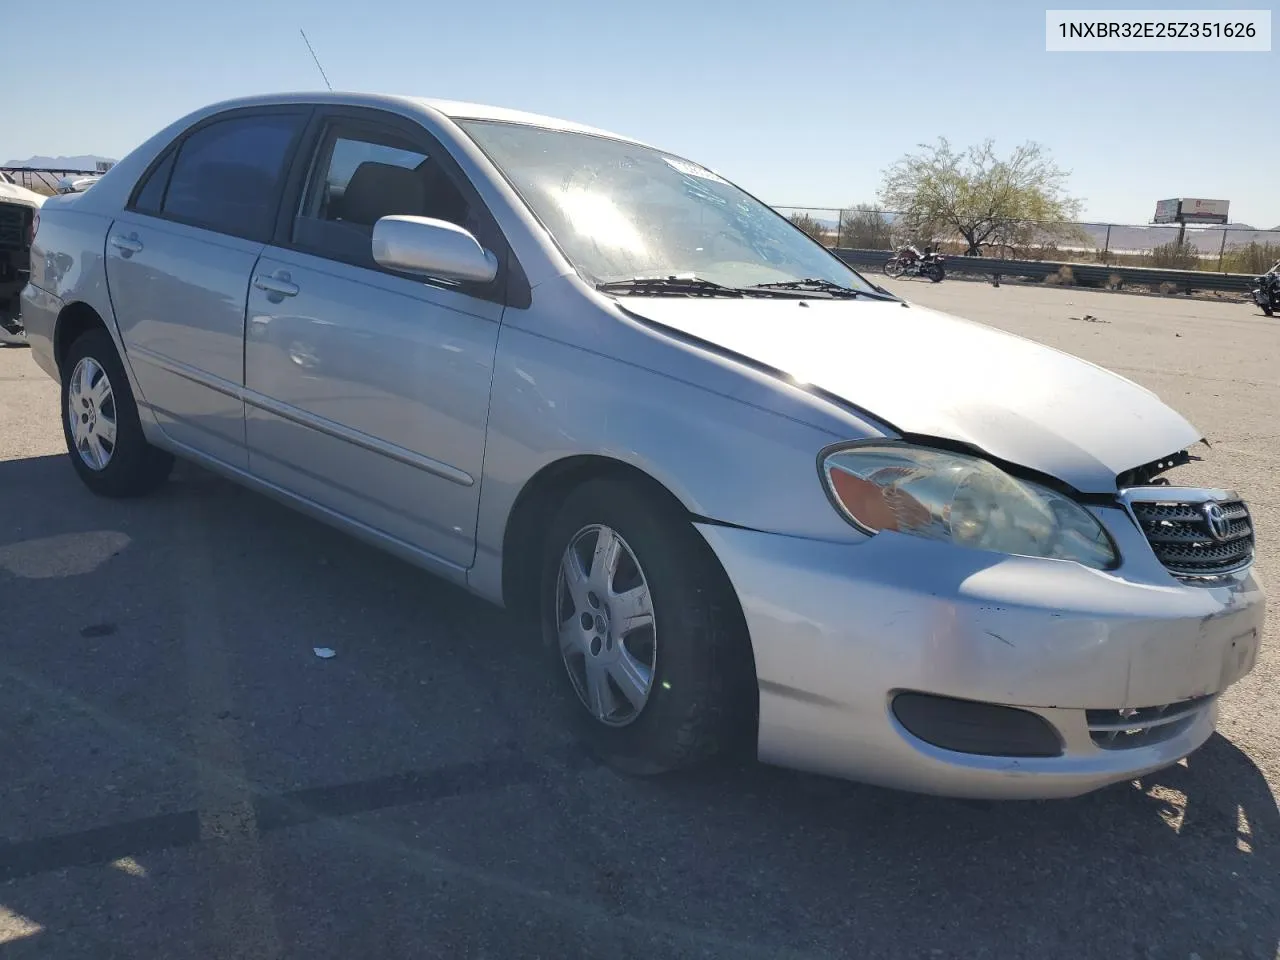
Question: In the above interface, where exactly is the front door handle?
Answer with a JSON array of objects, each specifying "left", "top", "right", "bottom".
[
  {"left": 253, "top": 271, "right": 299, "bottom": 299},
  {"left": 110, "top": 233, "right": 143, "bottom": 256}
]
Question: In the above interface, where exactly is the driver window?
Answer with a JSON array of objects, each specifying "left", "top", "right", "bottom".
[{"left": 292, "top": 125, "right": 480, "bottom": 272}]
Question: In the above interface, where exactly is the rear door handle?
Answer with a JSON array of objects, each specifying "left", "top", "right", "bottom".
[
  {"left": 253, "top": 271, "right": 299, "bottom": 299},
  {"left": 110, "top": 233, "right": 143, "bottom": 256}
]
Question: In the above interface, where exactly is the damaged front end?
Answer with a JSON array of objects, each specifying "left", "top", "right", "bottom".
[
  {"left": 1115, "top": 442, "right": 1256, "bottom": 584},
  {"left": 0, "top": 182, "right": 45, "bottom": 345}
]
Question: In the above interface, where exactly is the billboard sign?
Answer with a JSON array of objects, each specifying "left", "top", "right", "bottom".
[
  {"left": 1180, "top": 198, "right": 1229, "bottom": 224},
  {"left": 1153, "top": 198, "right": 1230, "bottom": 225},
  {"left": 95, "top": 160, "right": 115, "bottom": 174},
  {"left": 1153, "top": 199, "right": 1180, "bottom": 223}
]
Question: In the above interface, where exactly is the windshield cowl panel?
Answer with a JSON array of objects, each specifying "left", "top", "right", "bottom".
[{"left": 457, "top": 119, "right": 879, "bottom": 296}]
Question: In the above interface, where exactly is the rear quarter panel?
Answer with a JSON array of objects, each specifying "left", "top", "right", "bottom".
[{"left": 25, "top": 200, "right": 156, "bottom": 425}]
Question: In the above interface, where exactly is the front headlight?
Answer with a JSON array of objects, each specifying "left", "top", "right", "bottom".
[{"left": 820, "top": 443, "right": 1118, "bottom": 569}]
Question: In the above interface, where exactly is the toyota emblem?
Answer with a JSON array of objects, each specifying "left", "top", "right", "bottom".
[{"left": 1202, "top": 502, "right": 1231, "bottom": 541}]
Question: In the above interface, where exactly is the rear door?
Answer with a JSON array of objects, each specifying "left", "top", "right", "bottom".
[
  {"left": 104, "top": 107, "right": 311, "bottom": 469},
  {"left": 243, "top": 108, "right": 510, "bottom": 570}
]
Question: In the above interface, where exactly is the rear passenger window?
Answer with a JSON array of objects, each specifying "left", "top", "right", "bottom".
[
  {"left": 132, "top": 149, "right": 175, "bottom": 214},
  {"left": 160, "top": 113, "right": 305, "bottom": 240}
]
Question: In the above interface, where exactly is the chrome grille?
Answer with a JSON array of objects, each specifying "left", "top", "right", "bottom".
[
  {"left": 1087, "top": 695, "right": 1213, "bottom": 750},
  {"left": 0, "top": 204, "right": 26, "bottom": 250},
  {"left": 1125, "top": 489, "right": 1254, "bottom": 579}
]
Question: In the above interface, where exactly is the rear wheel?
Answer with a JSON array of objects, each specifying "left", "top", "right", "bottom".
[
  {"left": 927, "top": 263, "right": 945, "bottom": 282},
  {"left": 61, "top": 328, "right": 173, "bottom": 497},
  {"left": 539, "top": 478, "right": 754, "bottom": 775}
]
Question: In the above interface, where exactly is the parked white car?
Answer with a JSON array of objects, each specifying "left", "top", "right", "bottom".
[
  {"left": 21, "top": 93, "right": 1265, "bottom": 798},
  {"left": 56, "top": 174, "right": 102, "bottom": 194}
]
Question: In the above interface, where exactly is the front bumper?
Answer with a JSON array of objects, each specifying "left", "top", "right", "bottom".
[
  {"left": 696, "top": 509, "right": 1265, "bottom": 800},
  {"left": 2, "top": 274, "right": 28, "bottom": 342}
]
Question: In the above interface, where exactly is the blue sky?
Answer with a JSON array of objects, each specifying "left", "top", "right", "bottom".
[{"left": 7, "top": 0, "right": 1277, "bottom": 226}]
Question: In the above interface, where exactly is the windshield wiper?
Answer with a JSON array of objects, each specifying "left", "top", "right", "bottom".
[
  {"left": 596, "top": 276, "right": 813, "bottom": 299},
  {"left": 596, "top": 276, "right": 746, "bottom": 297},
  {"left": 747, "top": 278, "right": 898, "bottom": 300}
]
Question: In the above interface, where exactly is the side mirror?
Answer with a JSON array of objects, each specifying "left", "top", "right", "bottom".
[{"left": 372, "top": 215, "right": 499, "bottom": 285}]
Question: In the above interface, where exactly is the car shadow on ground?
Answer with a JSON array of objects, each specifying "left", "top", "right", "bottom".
[{"left": 0, "top": 451, "right": 1276, "bottom": 959}]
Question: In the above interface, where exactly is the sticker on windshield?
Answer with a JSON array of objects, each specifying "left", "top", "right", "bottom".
[{"left": 662, "top": 156, "right": 729, "bottom": 184}]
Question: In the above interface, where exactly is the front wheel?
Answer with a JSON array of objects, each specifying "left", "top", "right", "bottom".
[
  {"left": 883, "top": 258, "right": 905, "bottom": 278},
  {"left": 61, "top": 328, "right": 174, "bottom": 497},
  {"left": 539, "top": 478, "right": 754, "bottom": 775}
]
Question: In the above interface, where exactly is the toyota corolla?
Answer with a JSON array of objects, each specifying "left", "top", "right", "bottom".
[{"left": 20, "top": 93, "right": 1265, "bottom": 798}]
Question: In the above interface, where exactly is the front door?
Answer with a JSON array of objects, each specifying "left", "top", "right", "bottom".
[{"left": 243, "top": 111, "right": 508, "bottom": 570}]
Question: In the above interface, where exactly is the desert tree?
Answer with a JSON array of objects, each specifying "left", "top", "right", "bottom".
[
  {"left": 837, "top": 204, "right": 893, "bottom": 250},
  {"left": 879, "top": 138, "right": 1084, "bottom": 255},
  {"left": 787, "top": 211, "right": 830, "bottom": 244}
]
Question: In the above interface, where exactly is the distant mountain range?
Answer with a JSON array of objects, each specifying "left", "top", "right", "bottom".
[{"left": 4, "top": 155, "right": 116, "bottom": 172}]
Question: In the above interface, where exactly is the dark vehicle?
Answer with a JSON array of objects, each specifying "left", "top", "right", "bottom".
[
  {"left": 0, "top": 179, "right": 44, "bottom": 345},
  {"left": 884, "top": 245, "right": 945, "bottom": 282},
  {"left": 1250, "top": 261, "right": 1279, "bottom": 317}
]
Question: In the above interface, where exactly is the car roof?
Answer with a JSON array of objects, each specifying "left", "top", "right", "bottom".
[
  {"left": 47, "top": 91, "right": 666, "bottom": 226},
  {"left": 189, "top": 92, "right": 649, "bottom": 147},
  {"left": 416, "top": 98, "right": 645, "bottom": 144}
]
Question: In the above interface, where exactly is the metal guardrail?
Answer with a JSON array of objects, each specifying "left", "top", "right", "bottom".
[{"left": 833, "top": 248, "right": 1256, "bottom": 295}]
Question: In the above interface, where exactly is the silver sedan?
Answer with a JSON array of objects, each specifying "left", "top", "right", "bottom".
[{"left": 21, "top": 93, "right": 1265, "bottom": 799}]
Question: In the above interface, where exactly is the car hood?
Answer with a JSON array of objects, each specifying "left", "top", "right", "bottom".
[
  {"left": 616, "top": 295, "right": 1201, "bottom": 493},
  {"left": 0, "top": 181, "right": 46, "bottom": 208}
]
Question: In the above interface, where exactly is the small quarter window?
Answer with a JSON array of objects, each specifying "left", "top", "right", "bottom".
[{"left": 132, "top": 149, "right": 176, "bottom": 214}]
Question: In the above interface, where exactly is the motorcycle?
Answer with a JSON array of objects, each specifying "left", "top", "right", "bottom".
[
  {"left": 883, "top": 247, "right": 946, "bottom": 282},
  {"left": 1250, "top": 264, "right": 1279, "bottom": 317},
  {"left": 0, "top": 312, "right": 25, "bottom": 347}
]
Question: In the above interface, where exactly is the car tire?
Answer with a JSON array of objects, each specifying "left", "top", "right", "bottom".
[
  {"left": 61, "top": 328, "right": 174, "bottom": 497},
  {"left": 538, "top": 478, "right": 755, "bottom": 775}
]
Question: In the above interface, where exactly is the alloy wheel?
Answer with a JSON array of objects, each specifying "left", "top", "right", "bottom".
[
  {"left": 554, "top": 524, "right": 658, "bottom": 727},
  {"left": 66, "top": 356, "right": 117, "bottom": 471}
]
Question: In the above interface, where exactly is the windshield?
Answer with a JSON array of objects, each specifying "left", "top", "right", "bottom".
[{"left": 457, "top": 119, "right": 878, "bottom": 293}]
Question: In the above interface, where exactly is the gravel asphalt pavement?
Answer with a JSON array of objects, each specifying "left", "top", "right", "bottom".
[{"left": 0, "top": 278, "right": 1276, "bottom": 959}]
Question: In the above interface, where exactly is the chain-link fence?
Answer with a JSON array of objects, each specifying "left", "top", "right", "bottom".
[{"left": 774, "top": 206, "right": 1280, "bottom": 275}]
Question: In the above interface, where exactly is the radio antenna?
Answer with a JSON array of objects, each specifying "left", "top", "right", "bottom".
[{"left": 300, "top": 29, "right": 333, "bottom": 91}]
